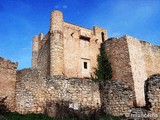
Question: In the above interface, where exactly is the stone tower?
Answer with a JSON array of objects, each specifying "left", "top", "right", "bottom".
[{"left": 49, "top": 10, "right": 64, "bottom": 76}]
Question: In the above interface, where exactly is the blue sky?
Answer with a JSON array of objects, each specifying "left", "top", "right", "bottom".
[{"left": 0, "top": 0, "right": 160, "bottom": 69}]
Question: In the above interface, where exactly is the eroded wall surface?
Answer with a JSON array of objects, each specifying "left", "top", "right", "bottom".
[
  {"left": 102, "top": 80, "right": 133, "bottom": 116},
  {"left": 145, "top": 74, "right": 160, "bottom": 119},
  {"left": 0, "top": 57, "right": 17, "bottom": 111},
  {"left": 16, "top": 69, "right": 101, "bottom": 114}
]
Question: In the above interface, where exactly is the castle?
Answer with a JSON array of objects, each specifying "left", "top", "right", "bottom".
[
  {"left": 32, "top": 10, "right": 107, "bottom": 78},
  {"left": 0, "top": 10, "right": 160, "bottom": 117}
]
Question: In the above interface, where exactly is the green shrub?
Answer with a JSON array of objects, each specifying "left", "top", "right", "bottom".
[{"left": 91, "top": 43, "right": 112, "bottom": 82}]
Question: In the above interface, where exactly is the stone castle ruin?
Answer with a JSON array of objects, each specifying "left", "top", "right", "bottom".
[
  {"left": 0, "top": 10, "right": 160, "bottom": 118},
  {"left": 32, "top": 10, "right": 107, "bottom": 78}
]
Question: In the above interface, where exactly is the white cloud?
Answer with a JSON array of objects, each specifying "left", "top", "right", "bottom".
[
  {"left": 54, "top": 5, "right": 59, "bottom": 9},
  {"left": 63, "top": 5, "right": 67, "bottom": 9},
  {"left": 54, "top": 5, "right": 67, "bottom": 9}
]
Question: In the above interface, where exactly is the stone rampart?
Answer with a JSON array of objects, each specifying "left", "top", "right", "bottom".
[
  {"left": 141, "top": 41, "right": 160, "bottom": 77},
  {"left": 0, "top": 57, "right": 17, "bottom": 111},
  {"left": 16, "top": 69, "right": 101, "bottom": 114}
]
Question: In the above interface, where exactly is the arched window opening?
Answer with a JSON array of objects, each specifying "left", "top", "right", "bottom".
[{"left": 101, "top": 32, "right": 105, "bottom": 42}]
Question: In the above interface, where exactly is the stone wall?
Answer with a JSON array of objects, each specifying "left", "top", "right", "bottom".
[
  {"left": 63, "top": 22, "right": 106, "bottom": 78},
  {"left": 145, "top": 74, "right": 160, "bottom": 117},
  {"left": 31, "top": 10, "right": 108, "bottom": 78},
  {"left": 141, "top": 41, "right": 160, "bottom": 77},
  {"left": 101, "top": 80, "right": 133, "bottom": 117},
  {"left": 104, "top": 36, "right": 160, "bottom": 107},
  {"left": 126, "top": 36, "right": 147, "bottom": 106},
  {"left": 17, "top": 68, "right": 31, "bottom": 80},
  {"left": 16, "top": 69, "right": 101, "bottom": 114},
  {"left": 104, "top": 37, "right": 134, "bottom": 90},
  {"left": 0, "top": 57, "right": 17, "bottom": 111},
  {"left": 37, "top": 40, "right": 50, "bottom": 77}
]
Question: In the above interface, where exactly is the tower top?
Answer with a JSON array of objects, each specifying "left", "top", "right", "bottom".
[
  {"left": 51, "top": 10, "right": 63, "bottom": 14},
  {"left": 50, "top": 10, "right": 63, "bottom": 32}
]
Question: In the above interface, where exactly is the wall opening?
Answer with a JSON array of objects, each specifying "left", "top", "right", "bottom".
[
  {"left": 84, "top": 62, "right": 87, "bottom": 69},
  {"left": 80, "top": 36, "right": 90, "bottom": 41},
  {"left": 81, "top": 58, "right": 90, "bottom": 78},
  {"left": 101, "top": 32, "right": 105, "bottom": 42}
]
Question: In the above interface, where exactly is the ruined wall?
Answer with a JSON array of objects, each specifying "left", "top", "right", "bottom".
[
  {"left": 37, "top": 40, "right": 50, "bottom": 77},
  {"left": 17, "top": 68, "right": 32, "bottom": 80},
  {"left": 32, "top": 33, "right": 45, "bottom": 68},
  {"left": 0, "top": 57, "right": 17, "bottom": 111},
  {"left": 126, "top": 36, "right": 147, "bottom": 106},
  {"left": 104, "top": 37, "right": 134, "bottom": 90},
  {"left": 16, "top": 70, "right": 101, "bottom": 114},
  {"left": 141, "top": 41, "right": 160, "bottom": 77},
  {"left": 145, "top": 74, "right": 160, "bottom": 119},
  {"left": 102, "top": 80, "right": 133, "bottom": 116}
]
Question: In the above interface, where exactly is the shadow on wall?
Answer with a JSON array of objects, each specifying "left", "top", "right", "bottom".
[
  {"left": 45, "top": 100, "right": 105, "bottom": 119},
  {"left": 0, "top": 97, "right": 10, "bottom": 115},
  {"left": 144, "top": 74, "right": 160, "bottom": 113}
]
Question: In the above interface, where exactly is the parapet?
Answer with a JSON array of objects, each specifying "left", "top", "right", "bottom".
[{"left": 0, "top": 57, "right": 18, "bottom": 69}]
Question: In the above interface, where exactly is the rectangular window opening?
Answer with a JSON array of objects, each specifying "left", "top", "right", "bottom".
[{"left": 84, "top": 62, "right": 87, "bottom": 69}]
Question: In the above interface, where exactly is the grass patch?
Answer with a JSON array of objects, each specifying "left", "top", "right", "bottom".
[
  {"left": 3, "top": 112, "right": 53, "bottom": 120},
  {"left": 2, "top": 112, "right": 123, "bottom": 120}
]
